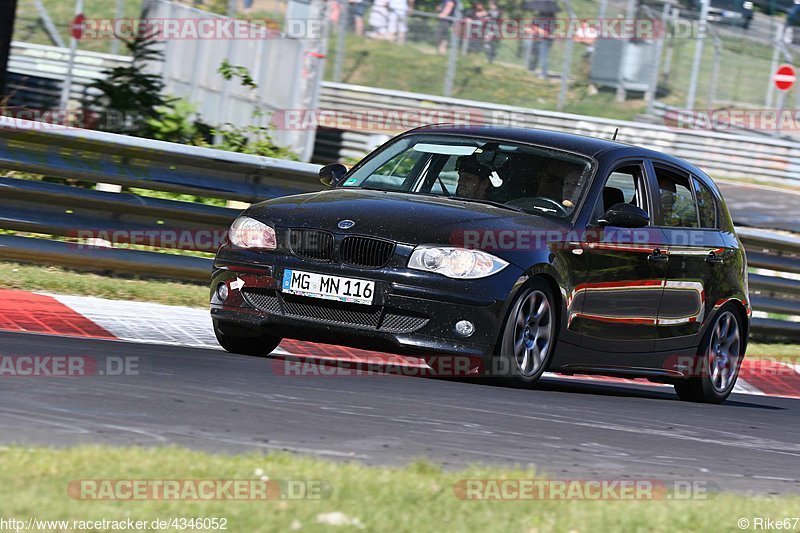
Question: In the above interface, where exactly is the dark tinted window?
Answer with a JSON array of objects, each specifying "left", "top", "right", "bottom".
[
  {"left": 692, "top": 177, "right": 718, "bottom": 229},
  {"left": 653, "top": 166, "right": 699, "bottom": 228}
]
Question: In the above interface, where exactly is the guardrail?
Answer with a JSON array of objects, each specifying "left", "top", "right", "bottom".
[
  {"left": 0, "top": 116, "right": 320, "bottom": 282},
  {"left": 0, "top": 119, "right": 798, "bottom": 340},
  {"left": 318, "top": 82, "right": 800, "bottom": 184},
  {"left": 10, "top": 42, "right": 800, "bottom": 182}
]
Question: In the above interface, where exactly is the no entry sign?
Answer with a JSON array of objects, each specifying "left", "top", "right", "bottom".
[
  {"left": 70, "top": 13, "right": 85, "bottom": 40},
  {"left": 774, "top": 64, "right": 796, "bottom": 92}
]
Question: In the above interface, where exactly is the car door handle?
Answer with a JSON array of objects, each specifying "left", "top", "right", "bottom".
[
  {"left": 705, "top": 252, "right": 724, "bottom": 264},
  {"left": 648, "top": 249, "right": 669, "bottom": 263}
]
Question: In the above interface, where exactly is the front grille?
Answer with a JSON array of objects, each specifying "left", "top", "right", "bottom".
[
  {"left": 241, "top": 290, "right": 282, "bottom": 314},
  {"left": 288, "top": 229, "right": 335, "bottom": 261},
  {"left": 380, "top": 312, "right": 430, "bottom": 333},
  {"left": 241, "top": 289, "right": 428, "bottom": 333},
  {"left": 340, "top": 236, "right": 395, "bottom": 268},
  {"left": 284, "top": 296, "right": 382, "bottom": 328}
]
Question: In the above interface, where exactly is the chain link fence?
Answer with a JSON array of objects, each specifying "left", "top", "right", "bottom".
[{"left": 327, "top": 0, "right": 582, "bottom": 109}]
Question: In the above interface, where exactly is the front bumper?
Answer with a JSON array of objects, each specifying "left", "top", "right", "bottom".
[{"left": 210, "top": 249, "right": 523, "bottom": 358}]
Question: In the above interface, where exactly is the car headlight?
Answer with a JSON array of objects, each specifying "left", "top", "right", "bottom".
[
  {"left": 408, "top": 246, "right": 508, "bottom": 279},
  {"left": 228, "top": 216, "right": 277, "bottom": 249}
]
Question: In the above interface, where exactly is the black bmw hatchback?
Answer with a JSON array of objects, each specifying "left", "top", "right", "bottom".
[{"left": 211, "top": 126, "right": 750, "bottom": 403}]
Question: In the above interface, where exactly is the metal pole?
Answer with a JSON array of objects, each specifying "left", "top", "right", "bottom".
[
  {"left": 775, "top": 90, "right": 786, "bottom": 138},
  {"left": 227, "top": 0, "right": 237, "bottom": 17},
  {"left": 597, "top": 0, "right": 608, "bottom": 19},
  {"left": 557, "top": 31, "right": 573, "bottom": 111},
  {"left": 646, "top": 3, "right": 670, "bottom": 115},
  {"left": 110, "top": 0, "right": 124, "bottom": 55},
  {"left": 443, "top": 8, "right": 461, "bottom": 97},
  {"left": 59, "top": 0, "right": 84, "bottom": 112},
  {"left": 765, "top": 23, "right": 784, "bottom": 108},
  {"left": 33, "top": 0, "right": 66, "bottom": 48},
  {"left": 707, "top": 31, "right": 721, "bottom": 108},
  {"left": 625, "top": 0, "right": 637, "bottom": 19},
  {"left": 661, "top": 7, "right": 678, "bottom": 79},
  {"left": 333, "top": 0, "right": 347, "bottom": 82},
  {"left": 301, "top": 0, "right": 331, "bottom": 162},
  {"left": 685, "top": 0, "right": 709, "bottom": 110}
]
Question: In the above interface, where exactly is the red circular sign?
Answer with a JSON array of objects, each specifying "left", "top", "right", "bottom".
[
  {"left": 774, "top": 64, "right": 796, "bottom": 91},
  {"left": 70, "top": 13, "right": 85, "bottom": 40}
]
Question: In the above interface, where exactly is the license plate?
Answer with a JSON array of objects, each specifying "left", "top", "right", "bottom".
[{"left": 281, "top": 269, "right": 375, "bottom": 305}]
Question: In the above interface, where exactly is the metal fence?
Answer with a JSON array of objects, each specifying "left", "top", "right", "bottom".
[{"left": 0, "top": 119, "right": 798, "bottom": 340}]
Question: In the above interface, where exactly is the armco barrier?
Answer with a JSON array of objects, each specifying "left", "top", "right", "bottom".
[
  {"left": 317, "top": 82, "right": 800, "bottom": 184},
  {"left": 0, "top": 119, "right": 798, "bottom": 339}
]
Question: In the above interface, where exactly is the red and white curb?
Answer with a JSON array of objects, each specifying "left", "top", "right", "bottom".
[{"left": 1, "top": 289, "right": 798, "bottom": 399}]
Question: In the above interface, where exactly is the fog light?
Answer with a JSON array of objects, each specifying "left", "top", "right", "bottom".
[
  {"left": 217, "top": 282, "right": 229, "bottom": 301},
  {"left": 455, "top": 320, "right": 475, "bottom": 337}
]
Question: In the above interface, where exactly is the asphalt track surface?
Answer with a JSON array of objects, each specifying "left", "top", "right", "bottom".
[
  {"left": 718, "top": 181, "right": 800, "bottom": 234},
  {"left": 2, "top": 331, "right": 798, "bottom": 496}
]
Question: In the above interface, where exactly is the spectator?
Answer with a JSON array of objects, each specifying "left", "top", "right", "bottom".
[
  {"left": 525, "top": 0, "right": 559, "bottom": 79},
  {"left": 484, "top": 0, "right": 501, "bottom": 63},
  {"left": 349, "top": 0, "right": 367, "bottom": 36},
  {"left": 437, "top": 0, "right": 461, "bottom": 54},
  {"left": 368, "top": 0, "right": 390, "bottom": 38},
  {"left": 388, "top": 0, "right": 409, "bottom": 43}
]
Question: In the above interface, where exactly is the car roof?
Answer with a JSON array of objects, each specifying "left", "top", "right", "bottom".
[{"left": 407, "top": 124, "right": 631, "bottom": 158}]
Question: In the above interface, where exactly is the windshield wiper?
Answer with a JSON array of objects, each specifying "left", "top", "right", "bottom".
[{"left": 445, "top": 196, "right": 526, "bottom": 213}]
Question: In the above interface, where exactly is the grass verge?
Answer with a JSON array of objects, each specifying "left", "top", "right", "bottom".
[
  {"left": 747, "top": 343, "right": 800, "bottom": 362},
  {"left": 0, "top": 261, "right": 208, "bottom": 309},
  {"left": 1, "top": 445, "right": 799, "bottom": 532}
]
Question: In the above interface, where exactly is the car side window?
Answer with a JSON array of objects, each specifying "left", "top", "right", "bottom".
[
  {"left": 653, "top": 166, "right": 700, "bottom": 228},
  {"left": 692, "top": 177, "right": 718, "bottom": 229},
  {"left": 591, "top": 165, "right": 649, "bottom": 223}
]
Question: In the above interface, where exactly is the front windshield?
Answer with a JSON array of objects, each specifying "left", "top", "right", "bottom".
[{"left": 340, "top": 134, "right": 594, "bottom": 218}]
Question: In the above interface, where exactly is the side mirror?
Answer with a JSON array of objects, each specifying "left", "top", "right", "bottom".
[
  {"left": 319, "top": 163, "right": 348, "bottom": 187},
  {"left": 598, "top": 203, "right": 649, "bottom": 228}
]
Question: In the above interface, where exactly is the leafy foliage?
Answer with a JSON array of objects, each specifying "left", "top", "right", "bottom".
[
  {"left": 88, "top": 21, "right": 173, "bottom": 137},
  {"left": 210, "top": 59, "right": 299, "bottom": 160}
]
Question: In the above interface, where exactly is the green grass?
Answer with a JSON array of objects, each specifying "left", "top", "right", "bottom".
[
  {"left": 14, "top": 0, "right": 144, "bottom": 54},
  {"left": 326, "top": 33, "right": 646, "bottom": 120},
  {"left": 1, "top": 445, "right": 798, "bottom": 532},
  {"left": 0, "top": 261, "right": 208, "bottom": 308},
  {"left": 747, "top": 343, "right": 800, "bottom": 362}
]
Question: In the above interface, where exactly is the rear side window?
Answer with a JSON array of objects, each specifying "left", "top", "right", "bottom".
[
  {"left": 653, "top": 165, "right": 699, "bottom": 228},
  {"left": 692, "top": 177, "right": 718, "bottom": 229}
]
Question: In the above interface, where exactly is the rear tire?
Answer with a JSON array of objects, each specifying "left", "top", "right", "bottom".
[
  {"left": 213, "top": 319, "right": 282, "bottom": 357},
  {"left": 674, "top": 305, "right": 744, "bottom": 404},
  {"left": 490, "top": 278, "right": 558, "bottom": 387}
]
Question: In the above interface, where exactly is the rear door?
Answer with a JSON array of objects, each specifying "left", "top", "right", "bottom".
[{"left": 647, "top": 161, "right": 727, "bottom": 353}]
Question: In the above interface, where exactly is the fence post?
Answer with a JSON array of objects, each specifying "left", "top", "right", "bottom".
[
  {"left": 646, "top": 3, "right": 669, "bottom": 115},
  {"left": 333, "top": 0, "right": 347, "bottom": 83},
  {"left": 443, "top": 11, "right": 461, "bottom": 97},
  {"left": 685, "top": 0, "right": 709, "bottom": 110},
  {"left": 707, "top": 29, "right": 721, "bottom": 108},
  {"left": 557, "top": 33, "right": 573, "bottom": 111},
  {"left": 59, "top": 0, "right": 84, "bottom": 112},
  {"left": 766, "top": 23, "right": 785, "bottom": 109}
]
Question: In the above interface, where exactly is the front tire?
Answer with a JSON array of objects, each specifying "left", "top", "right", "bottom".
[
  {"left": 674, "top": 306, "right": 744, "bottom": 404},
  {"left": 491, "top": 278, "right": 558, "bottom": 387},
  {"left": 213, "top": 319, "right": 282, "bottom": 357}
]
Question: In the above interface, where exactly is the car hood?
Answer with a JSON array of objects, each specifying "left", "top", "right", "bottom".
[{"left": 246, "top": 188, "right": 569, "bottom": 245}]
